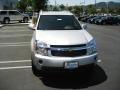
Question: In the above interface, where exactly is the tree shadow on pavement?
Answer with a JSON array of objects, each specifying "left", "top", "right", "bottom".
[{"left": 39, "top": 65, "right": 107, "bottom": 89}]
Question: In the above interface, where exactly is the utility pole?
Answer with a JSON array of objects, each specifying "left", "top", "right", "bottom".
[
  {"left": 66, "top": 3, "right": 68, "bottom": 10},
  {"left": 80, "top": 0, "right": 85, "bottom": 15},
  {"left": 106, "top": 2, "right": 109, "bottom": 15},
  {"left": 55, "top": 0, "right": 56, "bottom": 7},
  {"left": 95, "top": 0, "right": 96, "bottom": 7},
  {"left": 95, "top": 0, "right": 96, "bottom": 14},
  {"left": 83, "top": 0, "right": 85, "bottom": 15}
]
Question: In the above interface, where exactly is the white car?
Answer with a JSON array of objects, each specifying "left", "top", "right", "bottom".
[
  {"left": 30, "top": 11, "right": 99, "bottom": 75},
  {"left": 0, "top": 10, "right": 29, "bottom": 24}
]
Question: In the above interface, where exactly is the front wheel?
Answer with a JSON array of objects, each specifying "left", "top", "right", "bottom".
[
  {"left": 19, "top": 20, "right": 22, "bottom": 23},
  {"left": 3, "top": 18, "right": 10, "bottom": 24},
  {"left": 23, "top": 17, "right": 28, "bottom": 23}
]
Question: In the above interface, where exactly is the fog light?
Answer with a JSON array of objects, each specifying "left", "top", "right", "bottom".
[{"left": 39, "top": 60, "right": 43, "bottom": 64}]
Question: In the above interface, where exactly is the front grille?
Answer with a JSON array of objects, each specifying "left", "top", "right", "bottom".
[
  {"left": 51, "top": 49, "right": 87, "bottom": 57},
  {"left": 50, "top": 44, "right": 87, "bottom": 57},
  {"left": 51, "top": 44, "right": 86, "bottom": 48}
]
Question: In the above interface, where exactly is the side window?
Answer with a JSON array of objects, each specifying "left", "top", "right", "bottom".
[
  {"left": 0, "top": 11, "right": 7, "bottom": 15},
  {"left": 15, "top": 11, "right": 21, "bottom": 15},
  {"left": 9, "top": 11, "right": 15, "bottom": 15},
  {"left": 9, "top": 11, "right": 20, "bottom": 15}
]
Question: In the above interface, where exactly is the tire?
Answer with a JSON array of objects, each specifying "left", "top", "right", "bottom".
[
  {"left": 96, "top": 22, "right": 99, "bottom": 25},
  {"left": 102, "top": 21, "right": 106, "bottom": 25},
  {"left": 23, "top": 17, "right": 28, "bottom": 23},
  {"left": 116, "top": 22, "right": 119, "bottom": 25},
  {"left": 3, "top": 18, "right": 10, "bottom": 24},
  {"left": 19, "top": 20, "right": 22, "bottom": 23}
]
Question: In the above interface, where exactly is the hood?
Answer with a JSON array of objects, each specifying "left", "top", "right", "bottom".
[{"left": 35, "top": 30, "right": 93, "bottom": 45}]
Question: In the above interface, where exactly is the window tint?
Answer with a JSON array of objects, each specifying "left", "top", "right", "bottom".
[
  {"left": 37, "top": 15, "right": 82, "bottom": 30},
  {"left": 0, "top": 11, "right": 7, "bottom": 15},
  {"left": 9, "top": 11, "right": 20, "bottom": 15}
]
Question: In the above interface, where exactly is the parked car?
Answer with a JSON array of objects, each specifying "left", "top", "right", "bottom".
[
  {"left": 88, "top": 16, "right": 103, "bottom": 24},
  {"left": 78, "top": 15, "right": 88, "bottom": 21},
  {"left": 24, "top": 12, "right": 33, "bottom": 19},
  {"left": 82, "top": 16, "right": 96, "bottom": 22},
  {"left": 30, "top": 11, "right": 98, "bottom": 75},
  {"left": 0, "top": 10, "right": 30, "bottom": 24},
  {"left": 80, "top": 16, "right": 90, "bottom": 22},
  {"left": 112, "top": 16, "right": 120, "bottom": 25},
  {"left": 94, "top": 16, "right": 105, "bottom": 24},
  {"left": 118, "top": 16, "right": 120, "bottom": 24},
  {"left": 95, "top": 16, "right": 120, "bottom": 25},
  {"left": 87, "top": 16, "right": 97, "bottom": 23}
]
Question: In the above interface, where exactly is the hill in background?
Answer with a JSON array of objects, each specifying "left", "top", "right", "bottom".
[{"left": 95, "top": 1, "right": 120, "bottom": 9}]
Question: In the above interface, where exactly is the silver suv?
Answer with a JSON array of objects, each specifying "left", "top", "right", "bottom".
[
  {"left": 0, "top": 10, "right": 29, "bottom": 24},
  {"left": 30, "top": 11, "right": 99, "bottom": 75}
]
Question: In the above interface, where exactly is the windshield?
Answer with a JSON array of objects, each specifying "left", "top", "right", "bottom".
[{"left": 37, "top": 15, "right": 82, "bottom": 30}]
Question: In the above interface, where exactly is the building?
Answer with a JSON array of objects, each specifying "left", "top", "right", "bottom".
[{"left": 0, "top": 0, "right": 18, "bottom": 10}]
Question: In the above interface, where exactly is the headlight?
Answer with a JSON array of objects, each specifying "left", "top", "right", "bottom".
[
  {"left": 87, "top": 39, "right": 97, "bottom": 55},
  {"left": 35, "top": 41, "right": 49, "bottom": 56}
]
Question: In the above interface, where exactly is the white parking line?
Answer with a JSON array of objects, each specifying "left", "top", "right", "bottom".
[
  {"left": 0, "top": 30, "right": 30, "bottom": 32},
  {"left": 0, "top": 42, "right": 30, "bottom": 45},
  {"left": 0, "top": 66, "right": 32, "bottom": 70},
  {"left": 0, "top": 42, "right": 30, "bottom": 47},
  {"left": 0, "top": 60, "right": 31, "bottom": 64},
  {"left": 0, "top": 34, "right": 32, "bottom": 38},
  {"left": 0, "top": 44, "right": 30, "bottom": 47}
]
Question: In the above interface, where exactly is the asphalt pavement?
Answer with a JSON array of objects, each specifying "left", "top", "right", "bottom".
[{"left": 0, "top": 24, "right": 120, "bottom": 90}]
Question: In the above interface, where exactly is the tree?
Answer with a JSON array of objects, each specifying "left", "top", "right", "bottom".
[
  {"left": 59, "top": 4, "right": 65, "bottom": 10},
  {"left": 53, "top": 6, "right": 59, "bottom": 11},
  {"left": 86, "top": 5, "right": 96, "bottom": 14},
  {"left": 68, "top": 6, "right": 73, "bottom": 11},
  {"left": 32, "top": 0, "right": 48, "bottom": 11},
  {"left": 72, "top": 6, "right": 82, "bottom": 15},
  {"left": 116, "top": 8, "right": 120, "bottom": 14},
  {"left": 27, "top": 0, "right": 32, "bottom": 6},
  {"left": 17, "top": 0, "right": 28, "bottom": 12},
  {"left": 17, "top": 0, "right": 48, "bottom": 12}
]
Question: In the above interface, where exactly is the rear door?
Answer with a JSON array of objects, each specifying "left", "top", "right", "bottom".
[
  {"left": 8, "top": 11, "right": 23, "bottom": 21},
  {"left": 0, "top": 11, "right": 7, "bottom": 21}
]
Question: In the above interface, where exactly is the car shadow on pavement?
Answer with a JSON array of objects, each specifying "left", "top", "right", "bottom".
[
  {"left": 39, "top": 65, "right": 107, "bottom": 89},
  {"left": 2, "top": 21, "right": 29, "bottom": 25}
]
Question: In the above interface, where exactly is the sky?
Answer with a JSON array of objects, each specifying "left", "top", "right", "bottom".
[{"left": 48, "top": 0, "right": 120, "bottom": 6}]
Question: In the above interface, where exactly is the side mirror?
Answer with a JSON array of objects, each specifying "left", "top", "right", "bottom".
[
  {"left": 82, "top": 24, "right": 87, "bottom": 30},
  {"left": 28, "top": 23, "right": 35, "bottom": 30}
]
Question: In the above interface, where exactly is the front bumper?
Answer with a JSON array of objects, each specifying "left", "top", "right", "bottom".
[{"left": 33, "top": 53, "right": 98, "bottom": 70}]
